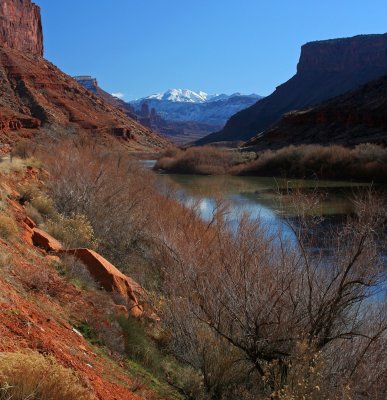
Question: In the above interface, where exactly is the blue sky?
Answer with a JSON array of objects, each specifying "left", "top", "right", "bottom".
[{"left": 37, "top": 0, "right": 387, "bottom": 100}]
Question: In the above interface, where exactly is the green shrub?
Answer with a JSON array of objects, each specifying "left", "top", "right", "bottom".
[
  {"left": 73, "top": 323, "right": 105, "bottom": 347},
  {"left": 45, "top": 214, "right": 97, "bottom": 249},
  {"left": 118, "top": 316, "right": 163, "bottom": 376},
  {"left": 0, "top": 351, "right": 94, "bottom": 400},
  {"left": 31, "top": 195, "right": 56, "bottom": 218},
  {"left": 0, "top": 214, "right": 18, "bottom": 240}
]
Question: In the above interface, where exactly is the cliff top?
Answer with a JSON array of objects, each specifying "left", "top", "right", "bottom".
[{"left": 0, "top": 0, "right": 43, "bottom": 56}]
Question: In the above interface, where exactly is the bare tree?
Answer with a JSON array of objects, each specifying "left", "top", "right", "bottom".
[{"left": 156, "top": 193, "right": 386, "bottom": 398}]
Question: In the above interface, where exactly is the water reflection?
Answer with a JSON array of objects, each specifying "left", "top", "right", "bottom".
[{"left": 157, "top": 172, "right": 370, "bottom": 219}]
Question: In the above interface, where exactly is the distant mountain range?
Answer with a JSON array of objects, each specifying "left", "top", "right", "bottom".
[
  {"left": 197, "top": 33, "right": 387, "bottom": 145},
  {"left": 130, "top": 89, "right": 262, "bottom": 126}
]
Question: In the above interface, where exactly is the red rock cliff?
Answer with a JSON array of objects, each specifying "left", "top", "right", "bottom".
[
  {"left": 297, "top": 34, "right": 387, "bottom": 74},
  {"left": 198, "top": 33, "right": 387, "bottom": 144},
  {"left": 0, "top": 0, "right": 43, "bottom": 57}
]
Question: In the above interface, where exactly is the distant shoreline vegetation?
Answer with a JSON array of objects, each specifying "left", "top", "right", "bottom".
[{"left": 154, "top": 143, "right": 387, "bottom": 183}]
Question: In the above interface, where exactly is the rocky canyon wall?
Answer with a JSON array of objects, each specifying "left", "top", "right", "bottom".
[{"left": 0, "top": 0, "right": 43, "bottom": 57}]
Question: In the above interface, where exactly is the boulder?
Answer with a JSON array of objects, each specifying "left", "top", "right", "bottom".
[
  {"left": 64, "top": 249, "right": 143, "bottom": 317},
  {"left": 24, "top": 216, "right": 36, "bottom": 229},
  {"left": 32, "top": 228, "right": 62, "bottom": 252}
]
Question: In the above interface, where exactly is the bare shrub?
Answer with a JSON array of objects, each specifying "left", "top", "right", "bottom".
[
  {"left": 155, "top": 146, "right": 241, "bottom": 175},
  {"left": 236, "top": 143, "right": 387, "bottom": 182},
  {"left": 41, "top": 138, "right": 155, "bottom": 266},
  {"left": 0, "top": 213, "right": 18, "bottom": 240},
  {"left": 12, "top": 140, "right": 39, "bottom": 159},
  {"left": 58, "top": 255, "right": 98, "bottom": 289},
  {"left": 0, "top": 351, "right": 94, "bottom": 400},
  {"left": 22, "top": 266, "right": 50, "bottom": 293},
  {"left": 36, "top": 138, "right": 386, "bottom": 398},
  {"left": 156, "top": 193, "right": 387, "bottom": 399}
]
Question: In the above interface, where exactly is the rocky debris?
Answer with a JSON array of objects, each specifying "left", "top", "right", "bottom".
[
  {"left": 63, "top": 249, "right": 143, "bottom": 318},
  {"left": 244, "top": 74, "right": 387, "bottom": 150},
  {"left": 0, "top": 0, "right": 43, "bottom": 57},
  {"left": 32, "top": 228, "right": 63, "bottom": 252},
  {"left": 198, "top": 33, "right": 387, "bottom": 144}
]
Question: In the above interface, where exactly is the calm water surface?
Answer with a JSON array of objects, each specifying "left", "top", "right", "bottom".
[{"left": 153, "top": 170, "right": 370, "bottom": 223}]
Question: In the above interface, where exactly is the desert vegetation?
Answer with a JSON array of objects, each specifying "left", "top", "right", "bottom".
[
  {"left": 154, "top": 146, "right": 249, "bottom": 175},
  {"left": 155, "top": 143, "right": 387, "bottom": 182},
  {"left": 237, "top": 143, "right": 387, "bottom": 181},
  {"left": 0, "top": 352, "right": 93, "bottom": 400},
  {"left": 27, "top": 137, "right": 385, "bottom": 399}
]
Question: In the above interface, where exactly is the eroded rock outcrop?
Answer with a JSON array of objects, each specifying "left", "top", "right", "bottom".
[
  {"left": 26, "top": 224, "right": 144, "bottom": 317},
  {"left": 32, "top": 228, "right": 63, "bottom": 252},
  {"left": 64, "top": 248, "right": 143, "bottom": 318},
  {"left": 198, "top": 33, "right": 387, "bottom": 144},
  {"left": 0, "top": 0, "right": 43, "bottom": 57}
]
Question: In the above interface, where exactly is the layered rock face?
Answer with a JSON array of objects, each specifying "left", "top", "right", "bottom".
[
  {"left": 198, "top": 33, "right": 387, "bottom": 145},
  {"left": 0, "top": 46, "right": 167, "bottom": 150},
  {"left": 244, "top": 74, "right": 387, "bottom": 150},
  {"left": 0, "top": 0, "right": 43, "bottom": 57}
]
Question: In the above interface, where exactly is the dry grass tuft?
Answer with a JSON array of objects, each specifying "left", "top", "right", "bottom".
[
  {"left": 0, "top": 214, "right": 18, "bottom": 240},
  {"left": 0, "top": 351, "right": 94, "bottom": 400}
]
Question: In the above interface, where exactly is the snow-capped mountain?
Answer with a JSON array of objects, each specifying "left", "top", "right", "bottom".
[
  {"left": 130, "top": 89, "right": 262, "bottom": 126},
  {"left": 146, "top": 89, "right": 210, "bottom": 103}
]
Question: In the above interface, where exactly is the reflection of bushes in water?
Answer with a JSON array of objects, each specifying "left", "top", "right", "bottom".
[{"left": 0, "top": 352, "right": 93, "bottom": 400}]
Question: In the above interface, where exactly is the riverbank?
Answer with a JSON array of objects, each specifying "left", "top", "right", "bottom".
[{"left": 154, "top": 143, "right": 387, "bottom": 182}]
